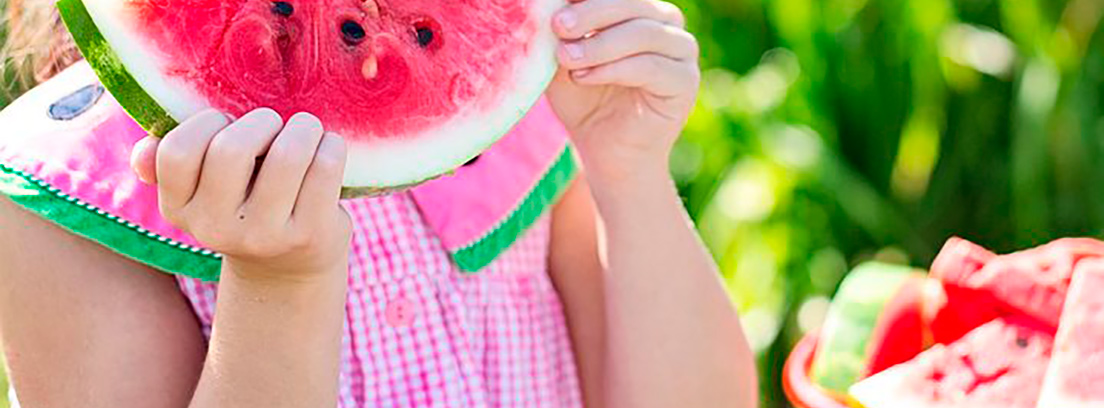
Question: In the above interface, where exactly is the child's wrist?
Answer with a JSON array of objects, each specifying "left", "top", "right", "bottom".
[
  {"left": 579, "top": 148, "right": 671, "bottom": 188},
  {"left": 222, "top": 256, "right": 349, "bottom": 287},
  {"left": 583, "top": 158, "right": 676, "bottom": 206}
]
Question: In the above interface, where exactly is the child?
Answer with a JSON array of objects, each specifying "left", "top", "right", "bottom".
[{"left": 0, "top": 0, "right": 756, "bottom": 407}]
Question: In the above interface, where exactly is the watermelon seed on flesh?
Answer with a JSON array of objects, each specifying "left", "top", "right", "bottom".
[
  {"left": 415, "top": 26, "right": 434, "bottom": 48},
  {"left": 57, "top": 0, "right": 564, "bottom": 191},
  {"left": 272, "top": 2, "right": 294, "bottom": 17}
]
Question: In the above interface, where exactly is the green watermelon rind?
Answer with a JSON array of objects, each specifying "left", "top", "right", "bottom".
[
  {"left": 56, "top": 0, "right": 178, "bottom": 137},
  {"left": 809, "top": 262, "right": 925, "bottom": 394}
]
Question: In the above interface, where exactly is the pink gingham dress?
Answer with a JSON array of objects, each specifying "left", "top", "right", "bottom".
[
  {"left": 0, "top": 62, "right": 585, "bottom": 408},
  {"left": 177, "top": 196, "right": 583, "bottom": 408}
]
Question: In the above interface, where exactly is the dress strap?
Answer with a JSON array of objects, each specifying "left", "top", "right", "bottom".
[{"left": 410, "top": 97, "right": 577, "bottom": 272}]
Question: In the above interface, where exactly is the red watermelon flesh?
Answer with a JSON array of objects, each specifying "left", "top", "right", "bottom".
[
  {"left": 850, "top": 316, "right": 1053, "bottom": 408},
  {"left": 859, "top": 275, "right": 1004, "bottom": 373},
  {"left": 927, "top": 283, "right": 1005, "bottom": 345},
  {"left": 127, "top": 0, "right": 531, "bottom": 139},
  {"left": 1036, "top": 262, "right": 1104, "bottom": 407},
  {"left": 862, "top": 275, "right": 930, "bottom": 376}
]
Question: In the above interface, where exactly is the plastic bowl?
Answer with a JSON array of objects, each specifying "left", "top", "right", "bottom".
[{"left": 782, "top": 332, "right": 853, "bottom": 408}]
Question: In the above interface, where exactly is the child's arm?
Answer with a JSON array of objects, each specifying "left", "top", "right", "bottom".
[
  {"left": 545, "top": 0, "right": 758, "bottom": 407},
  {"left": 550, "top": 177, "right": 758, "bottom": 408},
  {"left": 0, "top": 197, "right": 207, "bottom": 407},
  {"left": 0, "top": 109, "right": 352, "bottom": 407},
  {"left": 136, "top": 109, "right": 352, "bottom": 407}
]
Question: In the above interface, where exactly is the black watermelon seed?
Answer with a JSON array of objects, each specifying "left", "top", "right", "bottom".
[
  {"left": 415, "top": 26, "right": 434, "bottom": 48},
  {"left": 1016, "top": 337, "right": 1029, "bottom": 348},
  {"left": 271, "top": 1, "right": 294, "bottom": 17},
  {"left": 342, "top": 20, "right": 367, "bottom": 44}
]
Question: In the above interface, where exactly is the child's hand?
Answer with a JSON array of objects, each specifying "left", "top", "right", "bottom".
[
  {"left": 546, "top": 0, "right": 699, "bottom": 185},
  {"left": 130, "top": 109, "right": 352, "bottom": 280}
]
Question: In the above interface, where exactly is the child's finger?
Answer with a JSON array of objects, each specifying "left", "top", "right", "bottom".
[
  {"left": 192, "top": 108, "right": 284, "bottom": 217},
  {"left": 292, "top": 133, "right": 347, "bottom": 222},
  {"left": 554, "top": 0, "right": 684, "bottom": 40},
  {"left": 247, "top": 112, "right": 325, "bottom": 225},
  {"left": 130, "top": 135, "right": 160, "bottom": 184},
  {"left": 558, "top": 19, "right": 698, "bottom": 70},
  {"left": 571, "top": 54, "right": 698, "bottom": 97},
  {"left": 156, "top": 109, "right": 229, "bottom": 216}
]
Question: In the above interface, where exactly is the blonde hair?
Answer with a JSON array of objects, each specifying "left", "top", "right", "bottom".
[{"left": 3, "top": 0, "right": 81, "bottom": 93}]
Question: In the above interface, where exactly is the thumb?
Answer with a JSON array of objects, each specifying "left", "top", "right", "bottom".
[
  {"left": 130, "top": 135, "right": 161, "bottom": 184},
  {"left": 545, "top": 68, "right": 593, "bottom": 128}
]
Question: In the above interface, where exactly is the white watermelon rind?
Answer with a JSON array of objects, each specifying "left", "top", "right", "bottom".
[{"left": 57, "top": 0, "right": 562, "bottom": 191}]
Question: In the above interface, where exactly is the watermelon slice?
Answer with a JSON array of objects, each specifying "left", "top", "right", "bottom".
[
  {"left": 929, "top": 238, "right": 1104, "bottom": 338},
  {"left": 849, "top": 316, "right": 1053, "bottom": 408},
  {"left": 1036, "top": 261, "right": 1104, "bottom": 407},
  {"left": 57, "top": 0, "right": 562, "bottom": 190},
  {"left": 808, "top": 262, "right": 927, "bottom": 394}
]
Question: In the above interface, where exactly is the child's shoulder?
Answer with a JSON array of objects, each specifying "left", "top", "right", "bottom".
[{"left": 0, "top": 61, "right": 578, "bottom": 278}]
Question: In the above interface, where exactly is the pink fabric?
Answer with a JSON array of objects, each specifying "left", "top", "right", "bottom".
[
  {"left": 0, "top": 62, "right": 203, "bottom": 248},
  {"left": 177, "top": 193, "right": 584, "bottom": 408},
  {"left": 410, "top": 99, "right": 571, "bottom": 252}
]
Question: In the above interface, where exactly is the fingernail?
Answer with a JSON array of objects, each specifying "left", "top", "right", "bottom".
[
  {"left": 572, "top": 68, "right": 591, "bottom": 78},
  {"left": 130, "top": 137, "right": 156, "bottom": 184},
  {"left": 134, "top": 135, "right": 155, "bottom": 150},
  {"left": 557, "top": 10, "right": 577, "bottom": 30},
  {"left": 564, "top": 43, "right": 584, "bottom": 60}
]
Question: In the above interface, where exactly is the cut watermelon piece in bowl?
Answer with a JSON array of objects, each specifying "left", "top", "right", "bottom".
[
  {"left": 1036, "top": 261, "right": 1104, "bottom": 408},
  {"left": 57, "top": 0, "right": 563, "bottom": 192},
  {"left": 931, "top": 237, "right": 1104, "bottom": 334},
  {"left": 849, "top": 316, "right": 1054, "bottom": 408}
]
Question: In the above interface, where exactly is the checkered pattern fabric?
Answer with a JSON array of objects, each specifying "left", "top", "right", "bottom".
[{"left": 176, "top": 192, "right": 584, "bottom": 408}]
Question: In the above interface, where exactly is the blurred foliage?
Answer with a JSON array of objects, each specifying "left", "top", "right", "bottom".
[
  {"left": 668, "top": 0, "right": 1103, "bottom": 405},
  {"left": 1, "top": 0, "right": 1103, "bottom": 407}
]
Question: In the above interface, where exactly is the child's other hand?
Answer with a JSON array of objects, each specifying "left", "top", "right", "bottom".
[
  {"left": 130, "top": 109, "right": 352, "bottom": 280},
  {"left": 546, "top": 0, "right": 699, "bottom": 185}
]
